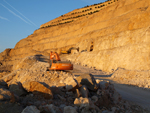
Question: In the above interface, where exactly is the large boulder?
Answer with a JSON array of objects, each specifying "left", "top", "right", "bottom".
[
  {"left": 22, "top": 81, "right": 53, "bottom": 99},
  {"left": 64, "top": 76, "right": 78, "bottom": 91},
  {"left": 75, "top": 73, "right": 98, "bottom": 91},
  {"left": 9, "top": 82, "right": 27, "bottom": 96}
]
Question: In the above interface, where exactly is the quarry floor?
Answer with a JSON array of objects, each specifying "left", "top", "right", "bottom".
[{"left": 71, "top": 63, "right": 150, "bottom": 111}]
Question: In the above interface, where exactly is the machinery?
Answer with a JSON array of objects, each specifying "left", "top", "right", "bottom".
[
  {"left": 47, "top": 51, "right": 73, "bottom": 71},
  {"left": 61, "top": 47, "right": 79, "bottom": 54}
]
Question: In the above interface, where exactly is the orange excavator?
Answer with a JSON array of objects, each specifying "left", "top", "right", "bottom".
[{"left": 47, "top": 51, "right": 73, "bottom": 71}]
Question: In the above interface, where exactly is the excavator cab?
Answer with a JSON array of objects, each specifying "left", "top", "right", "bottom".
[{"left": 47, "top": 51, "right": 73, "bottom": 71}]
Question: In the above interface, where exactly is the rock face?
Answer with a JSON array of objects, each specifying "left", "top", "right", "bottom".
[{"left": 1, "top": 0, "right": 150, "bottom": 72}]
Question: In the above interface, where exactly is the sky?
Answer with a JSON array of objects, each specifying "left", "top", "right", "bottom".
[{"left": 0, "top": 0, "right": 106, "bottom": 53}]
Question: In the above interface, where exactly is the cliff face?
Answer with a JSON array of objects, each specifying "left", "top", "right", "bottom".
[{"left": 1, "top": 0, "right": 150, "bottom": 72}]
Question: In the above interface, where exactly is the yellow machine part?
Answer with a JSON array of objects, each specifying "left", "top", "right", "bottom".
[{"left": 61, "top": 51, "right": 68, "bottom": 54}]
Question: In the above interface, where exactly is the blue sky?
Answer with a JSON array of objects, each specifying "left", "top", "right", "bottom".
[{"left": 0, "top": 0, "right": 105, "bottom": 53}]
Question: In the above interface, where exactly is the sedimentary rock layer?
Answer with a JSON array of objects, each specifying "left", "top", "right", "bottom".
[{"left": 1, "top": 0, "right": 150, "bottom": 71}]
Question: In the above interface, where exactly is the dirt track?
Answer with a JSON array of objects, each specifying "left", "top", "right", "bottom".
[{"left": 72, "top": 64, "right": 150, "bottom": 111}]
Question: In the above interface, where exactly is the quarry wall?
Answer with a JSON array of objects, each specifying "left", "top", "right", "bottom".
[{"left": 1, "top": 0, "right": 150, "bottom": 72}]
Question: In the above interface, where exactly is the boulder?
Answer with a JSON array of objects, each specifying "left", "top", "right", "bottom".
[
  {"left": 113, "top": 90, "right": 122, "bottom": 104},
  {"left": 74, "top": 97, "right": 101, "bottom": 113},
  {"left": 22, "top": 81, "right": 53, "bottom": 99},
  {"left": 80, "top": 85, "right": 89, "bottom": 98},
  {"left": 75, "top": 73, "right": 98, "bottom": 91},
  {"left": 64, "top": 106, "right": 78, "bottom": 113},
  {"left": 0, "top": 79, "right": 8, "bottom": 88},
  {"left": 98, "top": 80, "right": 110, "bottom": 90},
  {"left": 64, "top": 76, "right": 78, "bottom": 91},
  {"left": 9, "top": 82, "right": 27, "bottom": 96},
  {"left": 50, "top": 86, "right": 65, "bottom": 96},
  {"left": 91, "top": 96, "right": 98, "bottom": 104},
  {"left": 0, "top": 88, "right": 12, "bottom": 101},
  {"left": 74, "top": 97, "right": 90, "bottom": 108},
  {"left": 21, "top": 106, "right": 40, "bottom": 113}
]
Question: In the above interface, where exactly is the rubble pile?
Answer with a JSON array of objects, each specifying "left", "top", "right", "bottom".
[
  {"left": 0, "top": 56, "right": 147, "bottom": 113},
  {"left": 111, "top": 68, "right": 150, "bottom": 89}
]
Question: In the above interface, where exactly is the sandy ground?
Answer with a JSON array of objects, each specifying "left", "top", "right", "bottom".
[{"left": 71, "top": 64, "right": 150, "bottom": 111}]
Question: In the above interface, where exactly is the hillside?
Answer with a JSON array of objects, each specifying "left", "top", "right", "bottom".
[{"left": 0, "top": 0, "right": 150, "bottom": 112}]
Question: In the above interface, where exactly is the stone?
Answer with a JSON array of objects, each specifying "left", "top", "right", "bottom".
[
  {"left": 80, "top": 85, "right": 89, "bottom": 98},
  {"left": 75, "top": 88, "right": 81, "bottom": 98},
  {"left": 57, "top": 94, "right": 66, "bottom": 101},
  {"left": 74, "top": 97, "right": 101, "bottom": 113},
  {"left": 9, "top": 82, "right": 27, "bottom": 96},
  {"left": 74, "top": 97, "right": 90, "bottom": 109},
  {"left": 0, "top": 79, "right": 7, "bottom": 87},
  {"left": 66, "top": 91, "right": 74, "bottom": 96},
  {"left": 99, "top": 81, "right": 110, "bottom": 90},
  {"left": 21, "top": 106, "right": 40, "bottom": 113},
  {"left": 76, "top": 73, "right": 98, "bottom": 91},
  {"left": 91, "top": 96, "right": 98, "bottom": 103},
  {"left": 59, "top": 104, "right": 66, "bottom": 109},
  {"left": 113, "top": 90, "right": 122, "bottom": 104},
  {"left": 64, "top": 106, "right": 78, "bottom": 113},
  {"left": 50, "top": 86, "right": 65, "bottom": 96},
  {"left": 0, "top": 88, "right": 12, "bottom": 101},
  {"left": 64, "top": 76, "right": 78, "bottom": 91},
  {"left": 22, "top": 81, "right": 53, "bottom": 99}
]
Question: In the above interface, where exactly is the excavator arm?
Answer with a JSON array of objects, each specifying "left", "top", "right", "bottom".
[{"left": 50, "top": 51, "right": 61, "bottom": 61}]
